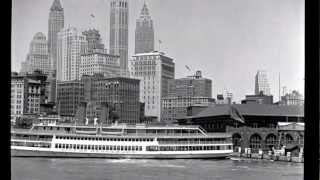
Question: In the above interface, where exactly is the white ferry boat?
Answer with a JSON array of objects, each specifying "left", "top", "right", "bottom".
[{"left": 11, "top": 117, "right": 233, "bottom": 159}]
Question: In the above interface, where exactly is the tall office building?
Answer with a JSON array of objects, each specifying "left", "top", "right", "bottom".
[
  {"left": 11, "top": 74, "right": 41, "bottom": 122},
  {"left": 20, "top": 32, "right": 50, "bottom": 75},
  {"left": 82, "top": 29, "right": 105, "bottom": 53},
  {"left": 56, "top": 80, "right": 84, "bottom": 116},
  {"left": 130, "top": 52, "right": 175, "bottom": 121},
  {"left": 80, "top": 49, "right": 120, "bottom": 78},
  {"left": 162, "top": 71, "right": 214, "bottom": 122},
  {"left": 56, "top": 27, "right": 88, "bottom": 81},
  {"left": 109, "top": 0, "right": 129, "bottom": 76},
  {"left": 48, "top": 0, "right": 64, "bottom": 73},
  {"left": 135, "top": 2, "right": 154, "bottom": 54},
  {"left": 81, "top": 75, "right": 141, "bottom": 124},
  {"left": 255, "top": 70, "right": 271, "bottom": 95},
  {"left": 167, "top": 71, "right": 212, "bottom": 98}
]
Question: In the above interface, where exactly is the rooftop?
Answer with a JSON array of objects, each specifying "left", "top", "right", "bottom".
[{"left": 179, "top": 104, "right": 304, "bottom": 120}]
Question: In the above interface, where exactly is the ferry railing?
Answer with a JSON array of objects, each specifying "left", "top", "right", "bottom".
[{"left": 157, "top": 141, "right": 232, "bottom": 145}]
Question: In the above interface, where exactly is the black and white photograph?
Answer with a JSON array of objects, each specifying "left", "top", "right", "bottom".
[{"left": 11, "top": 0, "right": 308, "bottom": 179}]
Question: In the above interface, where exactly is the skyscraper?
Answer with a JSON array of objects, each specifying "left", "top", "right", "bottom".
[
  {"left": 162, "top": 71, "right": 214, "bottom": 122},
  {"left": 48, "top": 0, "right": 64, "bottom": 73},
  {"left": 255, "top": 70, "right": 271, "bottom": 95},
  {"left": 56, "top": 27, "right": 88, "bottom": 81},
  {"left": 130, "top": 52, "right": 175, "bottom": 121},
  {"left": 20, "top": 32, "right": 50, "bottom": 75},
  {"left": 109, "top": 0, "right": 129, "bottom": 76},
  {"left": 82, "top": 29, "right": 105, "bottom": 53},
  {"left": 80, "top": 49, "right": 120, "bottom": 78},
  {"left": 135, "top": 2, "right": 154, "bottom": 54}
]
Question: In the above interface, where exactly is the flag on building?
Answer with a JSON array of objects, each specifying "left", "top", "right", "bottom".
[
  {"left": 185, "top": 65, "right": 191, "bottom": 71},
  {"left": 90, "top": 14, "right": 95, "bottom": 18}
]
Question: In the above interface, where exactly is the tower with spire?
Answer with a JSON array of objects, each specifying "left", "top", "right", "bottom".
[
  {"left": 109, "top": 0, "right": 129, "bottom": 77},
  {"left": 48, "top": 0, "right": 64, "bottom": 74},
  {"left": 135, "top": 2, "right": 154, "bottom": 54}
]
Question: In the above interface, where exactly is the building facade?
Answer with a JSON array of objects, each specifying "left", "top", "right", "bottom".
[
  {"left": 82, "top": 29, "right": 105, "bottom": 53},
  {"left": 56, "top": 27, "right": 88, "bottom": 81},
  {"left": 48, "top": 0, "right": 64, "bottom": 73},
  {"left": 135, "top": 2, "right": 154, "bottom": 54},
  {"left": 46, "top": 72, "right": 57, "bottom": 103},
  {"left": 20, "top": 32, "right": 50, "bottom": 75},
  {"left": 241, "top": 94, "right": 273, "bottom": 104},
  {"left": 167, "top": 71, "right": 212, "bottom": 97},
  {"left": 24, "top": 70, "right": 49, "bottom": 105},
  {"left": 80, "top": 49, "right": 120, "bottom": 78},
  {"left": 255, "top": 70, "right": 271, "bottom": 95},
  {"left": 162, "top": 71, "right": 213, "bottom": 123},
  {"left": 82, "top": 76, "right": 140, "bottom": 124},
  {"left": 109, "top": 0, "right": 129, "bottom": 77},
  {"left": 11, "top": 75, "right": 41, "bottom": 123},
  {"left": 130, "top": 52, "right": 175, "bottom": 121},
  {"left": 177, "top": 104, "right": 304, "bottom": 153},
  {"left": 162, "top": 97, "right": 215, "bottom": 123},
  {"left": 280, "top": 90, "right": 304, "bottom": 105},
  {"left": 56, "top": 80, "right": 84, "bottom": 117}
]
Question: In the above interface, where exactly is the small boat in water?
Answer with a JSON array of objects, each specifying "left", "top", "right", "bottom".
[{"left": 11, "top": 116, "right": 233, "bottom": 159}]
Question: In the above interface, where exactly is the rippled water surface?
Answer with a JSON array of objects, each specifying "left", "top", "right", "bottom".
[{"left": 11, "top": 157, "right": 303, "bottom": 180}]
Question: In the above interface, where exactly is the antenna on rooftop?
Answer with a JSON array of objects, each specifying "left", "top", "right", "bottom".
[
  {"left": 90, "top": 13, "right": 96, "bottom": 29},
  {"left": 278, "top": 72, "right": 281, "bottom": 102},
  {"left": 158, "top": 39, "right": 162, "bottom": 52}
]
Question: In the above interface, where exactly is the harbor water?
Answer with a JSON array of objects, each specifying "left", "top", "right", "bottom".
[{"left": 11, "top": 157, "right": 303, "bottom": 180}]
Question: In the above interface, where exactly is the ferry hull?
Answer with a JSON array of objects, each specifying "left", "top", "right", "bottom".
[{"left": 11, "top": 149, "right": 231, "bottom": 159}]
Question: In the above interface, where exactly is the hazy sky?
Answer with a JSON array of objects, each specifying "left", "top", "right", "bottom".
[{"left": 12, "top": 0, "right": 304, "bottom": 103}]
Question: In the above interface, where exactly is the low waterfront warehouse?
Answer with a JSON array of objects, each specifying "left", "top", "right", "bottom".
[{"left": 177, "top": 104, "right": 304, "bottom": 153}]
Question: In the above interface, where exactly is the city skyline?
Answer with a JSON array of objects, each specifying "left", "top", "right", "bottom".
[{"left": 12, "top": 0, "right": 304, "bottom": 102}]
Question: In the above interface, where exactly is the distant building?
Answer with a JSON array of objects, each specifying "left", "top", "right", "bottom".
[
  {"left": 225, "top": 92, "right": 233, "bottom": 104},
  {"left": 20, "top": 32, "right": 50, "bottom": 75},
  {"left": 48, "top": 0, "right": 64, "bottom": 72},
  {"left": 46, "top": 72, "right": 57, "bottom": 103},
  {"left": 57, "top": 27, "right": 87, "bottom": 81},
  {"left": 255, "top": 70, "right": 271, "bottom": 95},
  {"left": 280, "top": 90, "right": 304, "bottom": 106},
  {"left": 241, "top": 93, "right": 273, "bottom": 104},
  {"left": 80, "top": 49, "right": 120, "bottom": 78},
  {"left": 56, "top": 80, "right": 84, "bottom": 117},
  {"left": 161, "top": 71, "right": 213, "bottom": 123},
  {"left": 216, "top": 94, "right": 225, "bottom": 104},
  {"left": 82, "top": 75, "right": 141, "bottom": 124},
  {"left": 11, "top": 74, "right": 41, "bottom": 123},
  {"left": 162, "top": 97, "right": 215, "bottom": 123},
  {"left": 82, "top": 29, "right": 104, "bottom": 52},
  {"left": 109, "top": 0, "right": 129, "bottom": 77},
  {"left": 167, "top": 71, "right": 212, "bottom": 97},
  {"left": 130, "top": 51, "right": 175, "bottom": 121},
  {"left": 24, "top": 70, "right": 50, "bottom": 106},
  {"left": 135, "top": 2, "right": 154, "bottom": 54}
]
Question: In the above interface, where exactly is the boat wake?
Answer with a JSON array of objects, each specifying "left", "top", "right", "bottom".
[{"left": 105, "top": 159, "right": 186, "bottom": 168}]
